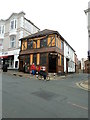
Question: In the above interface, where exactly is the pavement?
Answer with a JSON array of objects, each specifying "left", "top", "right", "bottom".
[
  {"left": 1, "top": 69, "right": 90, "bottom": 91},
  {"left": 76, "top": 80, "right": 90, "bottom": 91}
]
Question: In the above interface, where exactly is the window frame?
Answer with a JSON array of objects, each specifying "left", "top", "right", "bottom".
[
  {"left": 40, "top": 38, "right": 47, "bottom": 48},
  {"left": 10, "top": 19, "right": 17, "bottom": 30},
  {"left": 40, "top": 53, "right": 47, "bottom": 66},
  {"left": 10, "top": 36, "right": 16, "bottom": 48}
]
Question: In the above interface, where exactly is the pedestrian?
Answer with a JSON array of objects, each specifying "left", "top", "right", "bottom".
[
  {"left": 30, "top": 63, "right": 36, "bottom": 75},
  {"left": 23, "top": 63, "right": 26, "bottom": 73}
]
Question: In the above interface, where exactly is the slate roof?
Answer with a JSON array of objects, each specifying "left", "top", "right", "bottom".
[{"left": 19, "top": 29, "right": 65, "bottom": 41}]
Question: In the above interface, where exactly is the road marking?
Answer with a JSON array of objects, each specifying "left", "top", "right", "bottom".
[
  {"left": 68, "top": 101, "right": 88, "bottom": 110},
  {"left": 76, "top": 82, "right": 89, "bottom": 91}
]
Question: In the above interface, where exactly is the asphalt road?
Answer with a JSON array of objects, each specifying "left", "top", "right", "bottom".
[{"left": 1, "top": 72, "right": 88, "bottom": 118}]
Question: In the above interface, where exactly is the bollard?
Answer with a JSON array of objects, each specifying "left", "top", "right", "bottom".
[
  {"left": 54, "top": 73, "right": 56, "bottom": 79},
  {"left": 36, "top": 72, "right": 38, "bottom": 78}
]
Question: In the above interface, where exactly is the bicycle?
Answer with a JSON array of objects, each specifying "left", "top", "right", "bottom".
[{"left": 38, "top": 71, "right": 50, "bottom": 81}]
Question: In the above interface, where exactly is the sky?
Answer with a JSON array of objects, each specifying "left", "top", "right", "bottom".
[{"left": 0, "top": 0, "right": 89, "bottom": 60}]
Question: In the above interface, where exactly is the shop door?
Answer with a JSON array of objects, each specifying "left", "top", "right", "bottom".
[
  {"left": 48, "top": 54, "right": 57, "bottom": 73},
  {"left": 20, "top": 61, "right": 23, "bottom": 72}
]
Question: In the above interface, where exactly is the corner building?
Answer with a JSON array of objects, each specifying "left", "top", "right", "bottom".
[{"left": 19, "top": 29, "right": 64, "bottom": 73}]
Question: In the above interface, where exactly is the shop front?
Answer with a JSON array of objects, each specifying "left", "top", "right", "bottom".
[{"left": 0, "top": 49, "right": 19, "bottom": 69}]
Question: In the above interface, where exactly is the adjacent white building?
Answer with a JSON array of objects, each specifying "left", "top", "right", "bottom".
[
  {"left": 0, "top": 11, "right": 40, "bottom": 69},
  {"left": 81, "top": 58, "right": 87, "bottom": 70},
  {"left": 84, "top": 1, "right": 90, "bottom": 60},
  {"left": 64, "top": 40, "right": 75, "bottom": 73}
]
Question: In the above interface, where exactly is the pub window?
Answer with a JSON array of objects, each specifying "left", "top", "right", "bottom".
[
  {"left": 61, "top": 41, "right": 63, "bottom": 50},
  {"left": 27, "top": 40, "right": 33, "bottom": 49},
  {"left": 37, "top": 40, "right": 40, "bottom": 48},
  {"left": 25, "top": 55, "right": 30, "bottom": 65},
  {"left": 61, "top": 55, "right": 64, "bottom": 65},
  {"left": 40, "top": 53, "right": 47, "bottom": 65},
  {"left": 40, "top": 39, "right": 47, "bottom": 48},
  {"left": 33, "top": 41, "right": 37, "bottom": 49},
  {"left": 33, "top": 54, "right": 37, "bottom": 65}
]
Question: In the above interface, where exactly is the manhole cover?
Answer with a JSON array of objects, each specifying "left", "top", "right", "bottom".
[{"left": 32, "top": 90, "right": 58, "bottom": 100}]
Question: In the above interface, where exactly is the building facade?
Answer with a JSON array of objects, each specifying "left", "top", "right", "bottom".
[
  {"left": 84, "top": 60, "right": 90, "bottom": 73},
  {"left": 0, "top": 11, "right": 40, "bottom": 69},
  {"left": 19, "top": 29, "right": 64, "bottom": 73},
  {"left": 64, "top": 40, "right": 75, "bottom": 73},
  {"left": 74, "top": 53, "right": 78, "bottom": 73}
]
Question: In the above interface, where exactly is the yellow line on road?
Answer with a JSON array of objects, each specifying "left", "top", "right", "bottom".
[{"left": 68, "top": 101, "right": 88, "bottom": 110}]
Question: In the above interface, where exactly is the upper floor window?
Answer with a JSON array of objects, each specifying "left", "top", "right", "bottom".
[
  {"left": 0, "top": 25, "right": 4, "bottom": 34},
  {"left": 10, "top": 19, "right": 17, "bottom": 30},
  {"left": 61, "top": 41, "right": 63, "bottom": 50},
  {"left": 0, "top": 26, "right": 1, "bottom": 34},
  {"left": 27, "top": 40, "right": 37, "bottom": 49},
  {"left": 0, "top": 39, "right": 3, "bottom": 50},
  {"left": 40, "top": 39, "right": 47, "bottom": 48},
  {"left": 10, "top": 36, "right": 16, "bottom": 48}
]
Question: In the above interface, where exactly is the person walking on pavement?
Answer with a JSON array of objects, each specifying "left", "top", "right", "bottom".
[{"left": 30, "top": 63, "right": 36, "bottom": 75}]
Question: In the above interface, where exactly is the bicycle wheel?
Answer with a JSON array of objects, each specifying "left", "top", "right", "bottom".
[{"left": 46, "top": 76, "right": 50, "bottom": 81}]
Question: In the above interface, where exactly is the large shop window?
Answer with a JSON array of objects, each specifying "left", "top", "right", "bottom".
[
  {"left": 40, "top": 39, "right": 47, "bottom": 48},
  {"left": 61, "top": 55, "right": 64, "bottom": 65},
  {"left": 40, "top": 53, "right": 47, "bottom": 65},
  {"left": 25, "top": 55, "right": 30, "bottom": 65},
  {"left": 24, "top": 55, "right": 30, "bottom": 73},
  {"left": 33, "top": 54, "right": 37, "bottom": 65}
]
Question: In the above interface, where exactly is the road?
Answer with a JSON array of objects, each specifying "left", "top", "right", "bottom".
[{"left": 1, "top": 72, "right": 88, "bottom": 118}]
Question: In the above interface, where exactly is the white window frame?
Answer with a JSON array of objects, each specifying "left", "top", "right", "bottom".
[
  {"left": 0, "top": 25, "right": 4, "bottom": 34},
  {"left": 0, "top": 26, "right": 1, "bottom": 34},
  {"left": 10, "top": 19, "right": 17, "bottom": 30},
  {"left": 10, "top": 36, "right": 16, "bottom": 48}
]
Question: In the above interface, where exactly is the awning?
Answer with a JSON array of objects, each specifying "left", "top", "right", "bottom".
[
  {"left": 0, "top": 55, "right": 14, "bottom": 58},
  {"left": 0, "top": 56, "right": 8, "bottom": 58}
]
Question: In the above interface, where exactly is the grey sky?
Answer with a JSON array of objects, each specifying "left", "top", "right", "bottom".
[{"left": 0, "top": 0, "right": 88, "bottom": 60}]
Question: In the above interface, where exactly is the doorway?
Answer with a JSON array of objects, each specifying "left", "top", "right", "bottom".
[
  {"left": 48, "top": 53, "right": 57, "bottom": 73},
  {"left": 19, "top": 61, "right": 23, "bottom": 72},
  {"left": 66, "top": 58, "right": 69, "bottom": 74}
]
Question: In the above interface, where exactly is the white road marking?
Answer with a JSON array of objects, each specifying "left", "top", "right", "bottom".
[{"left": 68, "top": 101, "right": 88, "bottom": 110}]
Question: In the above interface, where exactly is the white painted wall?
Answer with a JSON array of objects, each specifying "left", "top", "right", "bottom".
[{"left": 64, "top": 41, "right": 75, "bottom": 73}]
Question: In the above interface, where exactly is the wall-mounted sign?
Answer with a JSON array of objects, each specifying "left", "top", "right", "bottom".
[{"left": 2, "top": 52, "right": 8, "bottom": 55}]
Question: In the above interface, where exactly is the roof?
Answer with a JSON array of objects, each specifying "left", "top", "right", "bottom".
[
  {"left": 24, "top": 18, "right": 40, "bottom": 30},
  {"left": 20, "top": 29, "right": 65, "bottom": 41},
  {"left": 64, "top": 40, "right": 75, "bottom": 52},
  {"left": 84, "top": 8, "right": 90, "bottom": 14}
]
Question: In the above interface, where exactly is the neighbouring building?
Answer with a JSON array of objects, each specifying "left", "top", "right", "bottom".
[
  {"left": 84, "top": 59, "right": 90, "bottom": 73},
  {"left": 19, "top": 29, "right": 64, "bottom": 73},
  {"left": 81, "top": 58, "right": 87, "bottom": 71},
  {"left": 64, "top": 40, "right": 76, "bottom": 73},
  {"left": 84, "top": 1, "right": 90, "bottom": 61},
  {"left": 78, "top": 60, "right": 81, "bottom": 69},
  {"left": 74, "top": 53, "right": 79, "bottom": 73},
  {"left": 0, "top": 11, "right": 40, "bottom": 69}
]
